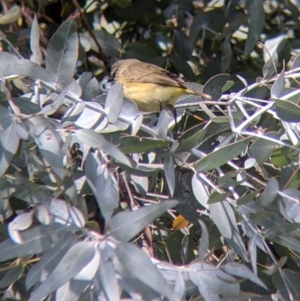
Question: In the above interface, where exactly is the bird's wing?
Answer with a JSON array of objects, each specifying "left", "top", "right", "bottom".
[{"left": 125, "top": 62, "right": 185, "bottom": 87}]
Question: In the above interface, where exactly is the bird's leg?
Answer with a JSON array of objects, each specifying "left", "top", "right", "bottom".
[{"left": 170, "top": 105, "right": 178, "bottom": 140}]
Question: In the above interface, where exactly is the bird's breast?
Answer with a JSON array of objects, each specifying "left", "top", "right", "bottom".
[{"left": 117, "top": 79, "right": 188, "bottom": 112}]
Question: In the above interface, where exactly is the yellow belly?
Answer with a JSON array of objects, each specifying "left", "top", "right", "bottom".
[{"left": 121, "top": 82, "right": 190, "bottom": 112}]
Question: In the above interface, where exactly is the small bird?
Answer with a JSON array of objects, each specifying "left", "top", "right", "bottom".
[{"left": 111, "top": 59, "right": 211, "bottom": 112}]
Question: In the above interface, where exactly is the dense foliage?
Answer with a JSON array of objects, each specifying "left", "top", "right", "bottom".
[{"left": 1, "top": 0, "right": 300, "bottom": 300}]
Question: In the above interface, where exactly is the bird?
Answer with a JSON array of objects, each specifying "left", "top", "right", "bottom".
[{"left": 111, "top": 59, "right": 211, "bottom": 112}]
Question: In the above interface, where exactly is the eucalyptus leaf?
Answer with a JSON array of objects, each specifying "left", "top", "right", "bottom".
[
  {"left": 108, "top": 200, "right": 179, "bottom": 242},
  {"left": 191, "top": 173, "right": 210, "bottom": 209},
  {"left": 28, "top": 242, "right": 96, "bottom": 301},
  {"left": 244, "top": 0, "right": 265, "bottom": 56},
  {"left": 221, "top": 263, "right": 267, "bottom": 289},
  {"left": 46, "top": 18, "right": 78, "bottom": 87},
  {"left": 259, "top": 177, "right": 279, "bottom": 207},
  {"left": 0, "top": 122, "right": 20, "bottom": 177},
  {"left": 210, "top": 201, "right": 249, "bottom": 261},
  {"left": 174, "top": 30, "right": 193, "bottom": 60},
  {"left": 76, "top": 129, "right": 131, "bottom": 167},
  {"left": 0, "top": 266, "right": 24, "bottom": 288},
  {"left": 0, "top": 52, "right": 55, "bottom": 82},
  {"left": 164, "top": 153, "right": 175, "bottom": 197},
  {"left": 249, "top": 132, "right": 279, "bottom": 163},
  {"left": 0, "top": 224, "right": 69, "bottom": 263},
  {"left": 92, "top": 30, "right": 121, "bottom": 57},
  {"left": 30, "top": 15, "right": 42, "bottom": 65},
  {"left": 95, "top": 164, "right": 119, "bottom": 220},
  {"left": 198, "top": 219, "right": 209, "bottom": 262},
  {"left": 271, "top": 68, "right": 285, "bottom": 99},
  {"left": 98, "top": 251, "right": 120, "bottom": 301},
  {"left": 203, "top": 73, "right": 229, "bottom": 99},
  {"left": 27, "top": 116, "right": 64, "bottom": 179},
  {"left": 115, "top": 243, "right": 180, "bottom": 301},
  {"left": 168, "top": 54, "right": 196, "bottom": 81},
  {"left": 195, "top": 138, "right": 251, "bottom": 171},
  {"left": 25, "top": 232, "right": 76, "bottom": 289},
  {"left": 275, "top": 99, "right": 300, "bottom": 122},
  {"left": 0, "top": 5, "right": 21, "bottom": 25},
  {"left": 81, "top": 78, "right": 100, "bottom": 100},
  {"left": 105, "top": 83, "right": 124, "bottom": 123}
]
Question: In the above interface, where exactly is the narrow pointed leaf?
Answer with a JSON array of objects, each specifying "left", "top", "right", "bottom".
[
  {"left": 116, "top": 243, "right": 180, "bottom": 301},
  {"left": 76, "top": 129, "right": 131, "bottom": 167},
  {"left": 195, "top": 138, "right": 251, "bottom": 171},
  {"left": 46, "top": 18, "right": 78, "bottom": 87},
  {"left": 28, "top": 242, "right": 95, "bottom": 301},
  {"left": 210, "top": 201, "right": 248, "bottom": 261},
  {"left": 108, "top": 200, "right": 179, "bottom": 242}
]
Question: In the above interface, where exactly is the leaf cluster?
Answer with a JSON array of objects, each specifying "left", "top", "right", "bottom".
[{"left": 1, "top": 1, "right": 300, "bottom": 301}]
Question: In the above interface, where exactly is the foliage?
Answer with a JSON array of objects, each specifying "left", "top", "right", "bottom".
[{"left": 1, "top": 0, "right": 300, "bottom": 300}]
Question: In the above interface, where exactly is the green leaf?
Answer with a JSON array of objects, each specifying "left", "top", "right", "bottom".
[
  {"left": 105, "top": 83, "right": 124, "bottom": 123},
  {"left": 218, "top": 171, "right": 241, "bottom": 188},
  {"left": 40, "top": 85, "right": 69, "bottom": 116},
  {"left": 119, "top": 136, "right": 169, "bottom": 154},
  {"left": 0, "top": 224, "right": 67, "bottom": 262},
  {"left": 0, "top": 53, "right": 55, "bottom": 82},
  {"left": 244, "top": 0, "right": 265, "bottom": 56},
  {"left": 249, "top": 132, "right": 279, "bottom": 163},
  {"left": 0, "top": 5, "right": 21, "bottom": 25},
  {"left": 275, "top": 99, "right": 300, "bottom": 122},
  {"left": 174, "top": 30, "right": 193, "bottom": 60},
  {"left": 284, "top": 168, "right": 300, "bottom": 190},
  {"left": 28, "top": 242, "right": 97, "bottom": 301},
  {"left": 210, "top": 201, "right": 249, "bottom": 261},
  {"left": 189, "top": 11, "right": 208, "bottom": 44},
  {"left": 108, "top": 200, "right": 179, "bottom": 242},
  {"left": 198, "top": 219, "right": 209, "bottom": 262},
  {"left": 81, "top": 77, "right": 101, "bottom": 100},
  {"left": 219, "top": 14, "right": 247, "bottom": 40},
  {"left": 262, "top": 51, "right": 278, "bottom": 78},
  {"left": 248, "top": 235, "right": 257, "bottom": 276},
  {"left": 27, "top": 116, "right": 64, "bottom": 179},
  {"left": 115, "top": 243, "right": 180, "bottom": 301},
  {"left": 93, "top": 30, "right": 121, "bottom": 57},
  {"left": 194, "top": 138, "right": 251, "bottom": 171},
  {"left": 264, "top": 223, "right": 300, "bottom": 238},
  {"left": 25, "top": 236, "right": 76, "bottom": 289},
  {"left": 46, "top": 18, "right": 78, "bottom": 87},
  {"left": 221, "top": 38, "right": 232, "bottom": 72},
  {"left": 164, "top": 153, "right": 175, "bottom": 197},
  {"left": 270, "top": 235, "right": 300, "bottom": 253},
  {"left": 176, "top": 124, "right": 208, "bottom": 153},
  {"left": 0, "top": 122, "right": 20, "bottom": 177},
  {"left": 123, "top": 43, "right": 159, "bottom": 62},
  {"left": 221, "top": 263, "right": 267, "bottom": 290},
  {"left": 271, "top": 146, "right": 299, "bottom": 167},
  {"left": 0, "top": 266, "right": 24, "bottom": 288},
  {"left": 189, "top": 262, "right": 239, "bottom": 298},
  {"left": 30, "top": 15, "right": 42, "bottom": 65},
  {"left": 236, "top": 192, "right": 257, "bottom": 205},
  {"left": 98, "top": 252, "right": 119, "bottom": 301},
  {"left": 259, "top": 177, "right": 279, "bottom": 207},
  {"left": 203, "top": 74, "right": 230, "bottom": 100},
  {"left": 271, "top": 68, "right": 285, "bottom": 99},
  {"left": 168, "top": 54, "right": 196, "bottom": 81},
  {"left": 96, "top": 164, "right": 119, "bottom": 220},
  {"left": 291, "top": 53, "right": 300, "bottom": 70},
  {"left": 207, "top": 191, "right": 231, "bottom": 204},
  {"left": 191, "top": 173, "right": 210, "bottom": 209},
  {"left": 272, "top": 269, "right": 300, "bottom": 301},
  {"left": 76, "top": 129, "right": 131, "bottom": 167}
]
